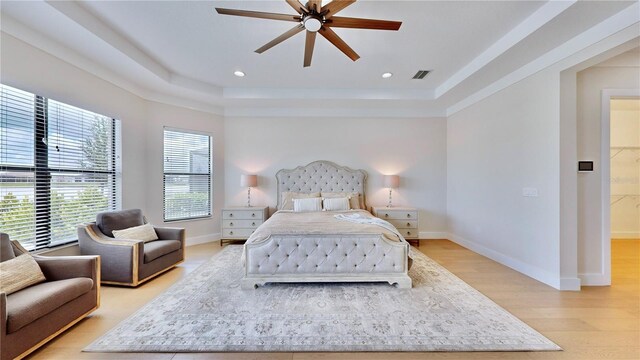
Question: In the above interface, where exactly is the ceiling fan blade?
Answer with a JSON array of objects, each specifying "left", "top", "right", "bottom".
[
  {"left": 307, "top": 0, "right": 322, "bottom": 13},
  {"left": 321, "top": 0, "right": 356, "bottom": 18},
  {"left": 326, "top": 16, "right": 402, "bottom": 30},
  {"left": 304, "top": 31, "right": 317, "bottom": 67},
  {"left": 215, "top": 8, "right": 300, "bottom": 22},
  {"left": 318, "top": 26, "right": 359, "bottom": 61},
  {"left": 285, "top": 0, "right": 309, "bottom": 14},
  {"left": 255, "top": 24, "right": 305, "bottom": 53}
]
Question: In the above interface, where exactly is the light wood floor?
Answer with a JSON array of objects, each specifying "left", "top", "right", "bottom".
[{"left": 28, "top": 240, "right": 639, "bottom": 360}]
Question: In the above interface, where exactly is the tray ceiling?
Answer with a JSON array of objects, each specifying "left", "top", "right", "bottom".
[{"left": 0, "top": 1, "right": 637, "bottom": 116}]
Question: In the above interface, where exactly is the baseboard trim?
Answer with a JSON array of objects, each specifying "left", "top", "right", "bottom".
[
  {"left": 186, "top": 233, "right": 220, "bottom": 247},
  {"left": 419, "top": 232, "right": 449, "bottom": 239},
  {"left": 611, "top": 232, "right": 640, "bottom": 239},
  {"left": 578, "top": 272, "right": 610, "bottom": 286},
  {"left": 447, "top": 232, "right": 561, "bottom": 290},
  {"left": 559, "top": 277, "right": 581, "bottom": 291}
]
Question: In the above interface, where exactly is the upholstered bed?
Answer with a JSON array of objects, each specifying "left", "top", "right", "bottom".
[{"left": 241, "top": 160, "right": 412, "bottom": 289}]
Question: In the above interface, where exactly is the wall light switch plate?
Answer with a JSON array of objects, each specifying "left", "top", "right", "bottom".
[{"left": 522, "top": 187, "right": 539, "bottom": 197}]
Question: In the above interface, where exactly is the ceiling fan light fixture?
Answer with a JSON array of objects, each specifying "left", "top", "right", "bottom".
[
  {"left": 382, "top": 72, "right": 393, "bottom": 79},
  {"left": 215, "top": 0, "right": 402, "bottom": 67},
  {"left": 233, "top": 70, "right": 246, "bottom": 77},
  {"left": 303, "top": 16, "right": 322, "bottom": 32}
]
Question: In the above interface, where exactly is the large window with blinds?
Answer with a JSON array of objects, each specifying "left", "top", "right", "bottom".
[
  {"left": 163, "top": 128, "right": 212, "bottom": 222},
  {"left": 0, "top": 84, "right": 121, "bottom": 250}
]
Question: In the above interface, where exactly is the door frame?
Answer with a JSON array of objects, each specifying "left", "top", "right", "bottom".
[{"left": 600, "top": 89, "right": 640, "bottom": 285}]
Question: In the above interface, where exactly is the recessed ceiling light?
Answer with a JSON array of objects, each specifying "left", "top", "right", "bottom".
[
  {"left": 234, "top": 70, "right": 245, "bottom": 77},
  {"left": 382, "top": 72, "right": 393, "bottom": 79}
]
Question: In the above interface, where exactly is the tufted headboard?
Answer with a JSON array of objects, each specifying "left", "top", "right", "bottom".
[{"left": 276, "top": 160, "right": 367, "bottom": 209}]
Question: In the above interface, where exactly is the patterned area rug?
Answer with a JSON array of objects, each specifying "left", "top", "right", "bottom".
[{"left": 85, "top": 245, "right": 560, "bottom": 352}]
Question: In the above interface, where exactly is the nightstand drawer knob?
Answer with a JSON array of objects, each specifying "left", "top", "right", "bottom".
[
  {"left": 229, "top": 213, "right": 233, "bottom": 217},
  {"left": 229, "top": 231, "right": 233, "bottom": 235},
  {"left": 384, "top": 214, "right": 389, "bottom": 218},
  {"left": 406, "top": 214, "right": 411, "bottom": 218},
  {"left": 252, "top": 222, "right": 256, "bottom": 226},
  {"left": 229, "top": 222, "right": 233, "bottom": 226},
  {"left": 251, "top": 213, "right": 256, "bottom": 217},
  {"left": 407, "top": 222, "right": 411, "bottom": 227},
  {"left": 407, "top": 231, "right": 411, "bottom": 235}
]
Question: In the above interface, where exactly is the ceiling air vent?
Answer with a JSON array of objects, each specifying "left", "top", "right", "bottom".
[{"left": 412, "top": 70, "right": 430, "bottom": 79}]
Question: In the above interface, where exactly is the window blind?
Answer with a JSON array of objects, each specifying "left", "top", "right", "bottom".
[
  {"left": 0, "top": 84, "right": 121, "bottom": 250},
  {"left": 163, "top": 128, "right": 212, "bottom": 221}
]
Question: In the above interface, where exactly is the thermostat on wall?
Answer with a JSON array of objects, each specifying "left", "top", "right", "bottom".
[{"left": 578, "top": 161, "right": 594, "bottom": 172}]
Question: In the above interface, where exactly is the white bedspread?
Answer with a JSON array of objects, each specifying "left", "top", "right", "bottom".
[
  {"left": 245, "top": 210, "right": 403, "bottom": 246},
  {"left": 333, "top": 212, "right": 405, "bottom": 241}
]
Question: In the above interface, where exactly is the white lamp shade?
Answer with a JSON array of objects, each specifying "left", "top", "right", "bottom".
[
  {"left": 383, "top": 175, "right": 400, "bottom": 188},
  {"left": 240, "top": 174, "right": 258, "bottom": 187}
]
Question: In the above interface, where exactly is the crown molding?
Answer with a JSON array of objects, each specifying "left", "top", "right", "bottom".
[
  {"left": 46, "top": 0, "right": 225, "bottom": 98},
  {"left": 223, "top": 106, "right": 446, "bottom": 118},
  {"left": 46, "top": 0, "right": 171, "bottom": 81},
  {"left": 435, "top": 0, "right": 576, "bottom": 98},
  {"left": 170, "top": 74, "right": 223, "bottom": 97},
  {"left": 446, "top": 2, "right": 640, "bottom": 116},
  {"left": 0, "top": 23, "right": 224, "bottom": 116},
  {"left": 145, "top": 91, "right": 224, "bottom": 116},
  {"left": 0, "top": 16, "right": 150, "bottom": 100},
  {"left": 223, "top": 87, "right": 434, "bottom": 100}
]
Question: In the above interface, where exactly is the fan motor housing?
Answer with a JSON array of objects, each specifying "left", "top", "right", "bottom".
[{"left": 303, "top": 16, "right": 323, "bottom": 32}]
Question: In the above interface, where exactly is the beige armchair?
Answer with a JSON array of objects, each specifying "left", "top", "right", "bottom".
[
  {"left": 77, "top": 209, "right": 185, "bottom": 286},
  {"left": 0, "top": 232, "right": 100, "bottom": 360}
]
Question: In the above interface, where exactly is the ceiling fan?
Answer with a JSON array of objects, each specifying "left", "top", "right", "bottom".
[{"left": 215, "top": 0, "right": 402, "bottom": 67}]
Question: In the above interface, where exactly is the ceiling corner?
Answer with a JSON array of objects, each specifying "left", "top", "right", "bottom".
[
  {"left": 435, "top": 0, "right": 577, "bottom": 98},
  {"left": 46, "top": 0, "right": 172, "bottom": 81}
]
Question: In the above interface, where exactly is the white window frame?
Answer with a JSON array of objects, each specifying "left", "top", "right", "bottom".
[{"left": 162, "top": 126, "right": 213, "bottom": 222}]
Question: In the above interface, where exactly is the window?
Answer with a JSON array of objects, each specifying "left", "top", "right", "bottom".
[
  {"left": 0, "top": 84, "right": 121, "bottom": 250},
  {"left": 163, "top": 128, "right": 212, "bottom": 221}
]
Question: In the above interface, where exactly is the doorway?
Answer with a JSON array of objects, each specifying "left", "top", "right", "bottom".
[{"left": 603, "top": 93, "right": 640, "bottom": 286}]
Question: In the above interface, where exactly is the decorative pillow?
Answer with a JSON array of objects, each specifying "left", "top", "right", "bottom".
[
  {"left": 321, "top": 192, "right": 361, "bottom": 210},
  {"left": 97, "top": 209, "right": 144, "bottom": 237},
  {"left": 112, "top": 223, "right": 158, "bottom": 243},
  {"left": 323, "top": 197, "right": 351, "bottom": 211},
  {"left": 281, "top": 192, "right": 320, "bottom": 210},
  {"left": 293, "top": 197, "right": 323, "bottom": 212},
  {"left": 0, "top": 254, "right": 46, "bottom": 295}
]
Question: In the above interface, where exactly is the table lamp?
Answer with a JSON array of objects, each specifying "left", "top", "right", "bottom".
[
  {"left": 383, "top": 175, "right": 399, "bottom": 208},
  {"left": 241, "top": 174, "right": 258, "bottom": 207}
]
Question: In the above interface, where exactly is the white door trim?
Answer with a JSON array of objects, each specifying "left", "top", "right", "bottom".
[{"left": 598, "top": 89, "right": 640, "bottom": 286}]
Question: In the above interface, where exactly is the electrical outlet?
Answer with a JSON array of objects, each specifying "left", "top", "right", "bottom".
[{"left": 522, "top": 187, "right": 539, "bottom": 197}]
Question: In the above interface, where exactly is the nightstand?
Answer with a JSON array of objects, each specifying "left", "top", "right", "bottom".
[
  {"left": 221, "top": 206, "right": 269, "bottom": 246},
  {"left": 372, "top": 206, "right": 419, "bottom": 247}
]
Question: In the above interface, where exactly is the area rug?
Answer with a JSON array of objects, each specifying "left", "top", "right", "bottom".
[{"left": 84, "top": 245, "right": 561, "bottom": 352}]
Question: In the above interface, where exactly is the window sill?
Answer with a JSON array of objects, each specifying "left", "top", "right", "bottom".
[
  {"left": 32, "top": 241, "right": 78, "bottom": 255},
  {"left": 164, "top": 216, "right": 213, "bottom": 224}
]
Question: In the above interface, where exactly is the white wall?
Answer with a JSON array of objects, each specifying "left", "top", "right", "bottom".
[
  {"left": 610, "top": 104, "right": 640, "bottom": 239},
  {"left": 576, "top": 64, "right": 640, "bottom": 276},
  {"left": 447, "top": 69, "right": 562, "bottom": 288},
  {"left": 445, "top": 23, "right": 638, "bottom": 289},
  {"left": 224, "top": 116, "right": 448, "bottom": 238},
  {"left": 1, "top": 32, "right": 224, "bottom": 245}
]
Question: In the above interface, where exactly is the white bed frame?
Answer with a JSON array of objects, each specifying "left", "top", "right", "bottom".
[{"left": 242, "top": 160, "right": 411, "bottom": 289}]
